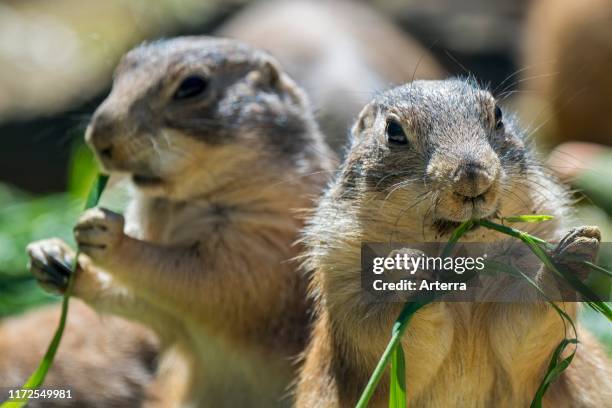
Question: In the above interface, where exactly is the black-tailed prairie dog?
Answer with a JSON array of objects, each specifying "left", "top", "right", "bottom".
[
  {"left": 27, "top": 36, "right": 335, "bottom": 407},
  {"left": 297, "top": 79, "right": 611, "bottom": 407}
]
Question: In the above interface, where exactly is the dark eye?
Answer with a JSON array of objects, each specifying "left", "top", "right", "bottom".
[
  {"left": 494, "top": 105, "right": 503, "bottom": 130},
  {"left": 173, "top": 75, "right": 208, "bottom": 100},
  {"left": 386, "top": 119, "right": 408, "bottom": 145}
]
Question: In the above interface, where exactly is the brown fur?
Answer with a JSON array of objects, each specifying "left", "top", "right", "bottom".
[
  {"left": 0, "top": 301, "right": 157, "bottom": 407},
  {"left": 297, "top": 79, "right": 611, "bottom": 407},
  {"left": 27, "top": 37, "right": 335, "bottom": 407},
  {"left": 522, "top": 0, "right": 612, "bottom": 146}
]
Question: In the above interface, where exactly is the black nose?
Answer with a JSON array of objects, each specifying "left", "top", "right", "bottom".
[
  {"left": 452, "top": 160, "right": 495, "bottom": 199},
  {"left": 86, "top": 112, "right": 116, "bottom": 160}
]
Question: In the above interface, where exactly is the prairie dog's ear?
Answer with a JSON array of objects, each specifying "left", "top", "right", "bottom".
[
  {"left": 477, "top": 90, "right": 498, "bottom": 124},
  {"left": 352, "top": 102, "right": 377, "bottom": 138},
  {"left": 260, "top": 60, "right": 281, "bottom": 88},
  {"left": 249, "top": 58, "right": 307, "bottom": 107},
  {"left": 248, "top": 59, "right": 282, "bottom": 89}
]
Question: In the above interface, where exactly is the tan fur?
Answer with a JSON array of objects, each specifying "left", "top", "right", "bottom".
[
  {"left": 27, "top": 37, "right": 335, "bottom": 407},
  {"left": 522, "top": 0, "right": 612, "bottom": 146},
  {"left": 296, "top": 80, "right": 611, "bottom": 407}
]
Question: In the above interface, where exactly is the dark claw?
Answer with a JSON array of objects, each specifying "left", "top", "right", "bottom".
[
  {"left": 77, "top": 243, "right": 107, "bottom": 251},
  {"left": 29, "top": 250, "right": 73, "bottom": 294},
  {"left": 554, "top": 226, "right": 601, "bottom": 257},
  {"left": 48, "top": 253, "right": 73, "bottom": 274},
  {"left": 551, "top": 226, "right": 601, "bottom": 300},
  {"left": 30, "top": 260, "right": 70, "bottom": 293}
]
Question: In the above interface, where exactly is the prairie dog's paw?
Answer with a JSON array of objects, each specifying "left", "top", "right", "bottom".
[
  {"left": 552, "top": 226, "right": 601, "bottom": 282},
  {"left": 74, "top": 207, "right": 125, "bottom": 263},
  {"left": 27, "top": 238, "right": 75, "bottom": 295},
  {"left": 382, "top": 248, "right": 435, "bottom": 302},
  {"left": 387, "top": 248, "right": 433, "bottom": 283}
]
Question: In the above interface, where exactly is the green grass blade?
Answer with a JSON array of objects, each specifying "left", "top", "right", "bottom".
[
  {"left": 502, "top": 215, "right": 554, "bottom": 223},
  {"left": 583, "top": 261, "right": 612, "bottom": 278},
  {"left": 388, "top": 345, "right": 406, "bottom": 408},
  {"left": 584, "top": 301, "right": 612, "bottom": 320},
  {"left": 0, "top": 174, "right": 108, "bottom": 408},
  {"left": 520, "top": 232, "right": 611, "bottom": 321},
  {"left": 476, "top": 219, "right": 551, "bottom": 247},
  {"left": 83, "top": 175, "right": 109, "bottom": 209},
  {"left": 530, "top": 339, "right": 578, "bottom": 408},
  {"left": 440, "top": 220, "right": 474, "bottom": 258},
  {"left": 355, "top": 302, "right": 425, "bottom": 408}
]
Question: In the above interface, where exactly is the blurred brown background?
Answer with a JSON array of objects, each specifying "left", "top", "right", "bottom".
[{"left": 0, "top": 0, "right": 540, "bottom": 193}]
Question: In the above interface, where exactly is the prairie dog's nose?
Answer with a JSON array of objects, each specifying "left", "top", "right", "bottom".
[
  {"left": 86, "top": 111, "right": 116, "bottom": 160},
  {"left": 452, "top": 159, "right": 496, "bottom": 198}
]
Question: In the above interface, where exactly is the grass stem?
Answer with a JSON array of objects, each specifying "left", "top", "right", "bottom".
[{"left": 0, "top": 174, "right": 108, "bottom": 408}]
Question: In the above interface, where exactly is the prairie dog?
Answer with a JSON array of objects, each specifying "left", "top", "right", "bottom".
[
  {"left": 297, "top": 79, "right": 611, "bottom": 407},
  {"left": 218, "top": 0, "right": 444, "bottom": 154},
  {"left": 27, "top": 37, "right": 335, "bottom": 407}
]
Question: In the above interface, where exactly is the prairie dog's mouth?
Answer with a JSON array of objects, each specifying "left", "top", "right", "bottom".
[
  {"left": 433, "top": 208, "right": 499, "bottom": 236},
  {"left": 132, "top": 174, "right": 163, "bottom": 186},
  {"left": 433, "top": 219, "right": 480, "bottom": 236}
]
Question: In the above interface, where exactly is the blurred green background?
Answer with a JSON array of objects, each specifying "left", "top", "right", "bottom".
[
  {"left": 0, "top": 142, "right": 94, "bottom": 316},
  {"left": 0, "top": 0, "right": 610, "bottom": 352}
]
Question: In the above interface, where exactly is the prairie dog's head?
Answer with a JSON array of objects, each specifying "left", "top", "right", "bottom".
[
  {"left": 86, "top": 36, "right": 324, "bottom": 199},
  {"left": 343, "top": 79, "right": 533, "bottom": 235}
]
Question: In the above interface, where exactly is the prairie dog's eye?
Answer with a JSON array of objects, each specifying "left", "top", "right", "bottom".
[
  {"left": 173, "top": 75, "right": 208, "bottom": 100},
  {"left": 494, "top": 105, "right": 503, "bottom": 130},
  {"left": 386, "top": 119, "right": 408, "bottom": 145}
]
